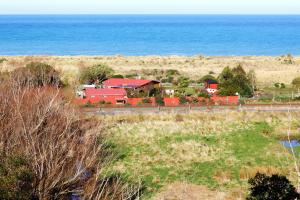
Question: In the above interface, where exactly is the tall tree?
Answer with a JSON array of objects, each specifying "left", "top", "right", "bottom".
[{"left": 79, "top": 63, "right": 114, "bottom": 84}]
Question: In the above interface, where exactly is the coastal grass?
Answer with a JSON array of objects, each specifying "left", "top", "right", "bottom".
[
  {"left": 2, "top": 55, "right": 300, "bottom": 86},
  {"left": 101, "top": 112, "right": 300, "bottom": 199}
]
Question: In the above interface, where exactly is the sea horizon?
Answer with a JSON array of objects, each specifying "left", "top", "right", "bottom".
[{"left": 1, "top": 14, "right": 300, "bottom": 56}]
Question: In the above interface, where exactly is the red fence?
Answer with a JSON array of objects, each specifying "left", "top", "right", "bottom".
[{"left": 74, "top": 96, "right": 239, "bottom": 107}]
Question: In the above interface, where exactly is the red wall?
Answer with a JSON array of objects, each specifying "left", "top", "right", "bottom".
[
  {"left": 127, "top": 98, "right": 156, "bottom": 106},
  {"left": 75, "top": 96, "right": 239, "bottom": 106}
]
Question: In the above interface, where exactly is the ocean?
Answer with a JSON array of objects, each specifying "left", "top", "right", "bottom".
[{"left": 1, "top": 15, "right": 300, "bottom": 56}]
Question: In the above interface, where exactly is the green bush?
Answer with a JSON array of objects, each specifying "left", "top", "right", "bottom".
[
  {"left": 0, "top": 154, "right": 35, "bottom": 200},
  {"left": 247, "top": 173, "right": 300, "bottom": 200},
  {"left": 0, "top": 58, "right": 7, "bottom": 64},
  {"left": 111, "top": 74, "right": 124, "bottom": 78},
  {"left": 177, "top": 76, "right": 190, "bottom": 88},
  {"left": 292, "top": 77, "right": 300, "bottom": 88},
  {"left": 198, "top": 92, "right": 210, "bottom": 98},
  {"left": 80, "top": 63, "right": 114, "bottom": 84},
  {"left": 84, "top": 101, "right": 93, "bottom": 107},
  {"left": 179, "top": 96, "right": 189, "bottom": 105},
  {"left": 155, "top": 96, "right": 165, "bottom": 106},
  {"left": 142, "top": 98, "right": 152, "bottom": 104},
  {"left": 166, "top": 69, "right": 180, "bottom": 77}
]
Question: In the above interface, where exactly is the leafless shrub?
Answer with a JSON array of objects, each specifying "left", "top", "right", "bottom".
[{"left": 0, "top": 76, "right": 140, "bottom": 199}]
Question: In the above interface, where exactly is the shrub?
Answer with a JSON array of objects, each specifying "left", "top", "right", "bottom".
[
  {"left": 274, "top": 82, "right": 280, "bottom": 88},
  {"left": 125, "top": 73, "right": 138, "bottom": 78},
  {"left": 84, "top": 100, "right": 93, "bottom": 107},
  {"left": 191, "top": 97, "right": 199, "bottom": 104},
  {"left": 179, "top": 96, "right": 189, "bottom": 105},
  {"left": 166, "top": 69, "right": 180, "bottom": 77},
  {"left": 292, "top": 77, "right": 300, "bottom": 88},
  {"left": 0, "top": 77, "right": 139, "bottom": 199},
  {"left": 0, "top": 154, "right": 35, "bottom": 200},
  {"left": 177, "top": 76, "right": 190, "bottom": 88},
  {"left": 142, "top": 98, "right": 152, "bottom": 104},
  {"left": 198, "top": 92, "right": 210, "bottom": 98},
  {"left": 99, "top": 100, "right": 106, "bottom": 105},
  {"left": 280, "top": 54, "right": 295, "bottom": 64},
  {"left": 274, "top": 82, "right": 286, "bottom": 89},
  {"left": 0, "top": 58, "right": 7, "bottom": 64},
  {"left": 111, "top": 74, "right": 124, "bottom": 78},
  {"left": 79, "top": 63, "right": 114, "bottom": 84},
  {"left": 155, "top": 96, "right": 165, "bottom": 106},
  {"left": 12, "top": 62, "right": 61, "bottom": 87},
  {"left": 149, "top": 88, "right": 162, "bottom": 97},
  {"left": 247, "top": 173, "right": 300, "bottom": 200}
]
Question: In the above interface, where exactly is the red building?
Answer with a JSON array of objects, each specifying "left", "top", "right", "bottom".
[
  {"left": 204, "top": 80, "right": 218, "bottom": 94},
  {"left": 103, "top": 78, "right": 160, "bottom": 96},
  {"left": 84, "top": 88, "right": 127, "bottom": 104}
]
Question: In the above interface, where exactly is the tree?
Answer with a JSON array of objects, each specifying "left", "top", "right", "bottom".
[
  {"left": 247, "top": 173, "right": 300, "bottom": 200},
  {"left": 0, "top": 76, "right": 140, "bottom": 199},
  {"left": 79, "top": 64, "right": 114, "bottom": 84},
  {"left": 218, "top": 65, "right": 254, "bottom": 97},
  {"left": 12, "top": 62, "right": 61, "bottom": 87},
  {"left": 198, "top": 74, "right": 217, "bottom": 83},
  {"left": 292, "top": 77, "right": 300, "bottom": 88},
  {"left": 177, "top": 76, "right": 190, "bottom": 88}
]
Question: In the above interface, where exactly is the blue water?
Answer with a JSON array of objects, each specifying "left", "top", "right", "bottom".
[{"left": 1, "top": 15, "right": 300, "bottom": 56}]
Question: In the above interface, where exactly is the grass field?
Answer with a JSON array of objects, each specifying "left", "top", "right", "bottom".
[
  {"left": 1, "top": 55, "right": 300, "bottom": 86},
  {"left": 99, "top": 112, "right": 300, "bottom": 199}
]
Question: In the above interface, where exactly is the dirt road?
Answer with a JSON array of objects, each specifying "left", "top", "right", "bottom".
[{"left": 82, "top": 104, "right": 300, "bottom": 116}]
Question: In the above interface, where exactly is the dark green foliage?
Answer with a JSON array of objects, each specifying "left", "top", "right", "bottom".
[
  {"left": 125, "top": 73, "right": 138, "bottom": 78},
  {"left": 0, "top": 58, "right": 7, "bottom": 64},
  {"left": 274, "top": 83, "right": 286, "bottom": 89},
  {"left": 111, "top": 74, "right": 124, "bottom": 78},
  {"left": 166, "top": 69, "right": 180, "bottom": 77},
  {"left": 274, "top": 83, "right": 280, "bottom": 88},
  {"left": 218, "top": 65, "right": 254, "bottom": 97},
  {"left": 198, "top": 92, "right": 210, "bottom": 98},
  {"left": 155, "top": 96, "right": 165, "bottom": 106},
  {"left": 149, "top": 88, "right": 162, "bottom": 97},
  {"left": 280, "top": 54, "right": 295, "bottom": 65},
  {"left": 142, "top": 98, "right": 152, "bottom": 104},
  {"left": 247, "top": 173, "right": 300, "bottom": 200},
  {"left": 191, "top": 97, "right": 199, "bottom": 104},
  {"left": 80, "top": 63, "right": 114, "bottom": 84},
  {"left": 198, "top": 74, "right": 218, "bottom": 83},
  {"left": 13, "top": 62, "right": 61, "bottom": 87},
  {"left": 177, "top": 76, "right": 190, "bottom": 88},
  {"left": 0, "top": 154, "right": 35, "bottom": 200},
  {"left": 179, "top": 96, "right": 189, "bottom": 105},
  {"left": 84, "top": 100, "right": 93, "bottom": 107},
  {"left": 161, "top": 76, "right": 174, "bottom": 83}
]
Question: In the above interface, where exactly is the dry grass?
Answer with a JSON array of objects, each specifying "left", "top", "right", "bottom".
[
  {"left": 1, "top": 55, "right": 300, "bottom": 85},
  {"left": 239, "top": 166, "right": 282, "bottom": 180},
  {"left": 99, "top": 111, "right": 300, "bottom": 199}
]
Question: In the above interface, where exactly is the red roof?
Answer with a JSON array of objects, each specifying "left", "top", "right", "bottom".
[
  {"left": 103, "top": 78, "right": 158, "bottom": 88},
  {"left": 85, "top": 88, "right": 127, "bottom": 97},
  {"left": 208, "top": 83, "right": 218, "bottom": 89}
]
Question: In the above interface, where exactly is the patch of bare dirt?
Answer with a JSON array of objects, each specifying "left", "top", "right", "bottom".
[{"left": 154, "top": 182, "right": 227, "bottom": 200}]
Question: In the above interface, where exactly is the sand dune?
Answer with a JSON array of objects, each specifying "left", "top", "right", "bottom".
[{"left": 1, "top": 55, "right": 300, "bottom": 85}]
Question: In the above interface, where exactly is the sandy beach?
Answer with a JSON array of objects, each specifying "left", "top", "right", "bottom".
[{"left": 1, "top": 55, "right": 300, "bottom": 86}]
